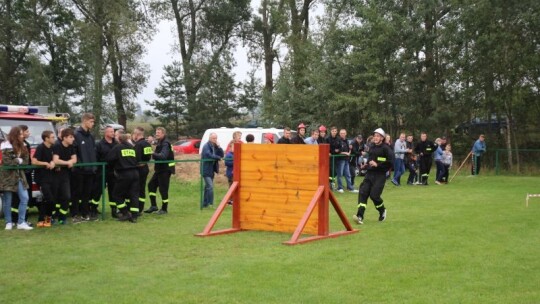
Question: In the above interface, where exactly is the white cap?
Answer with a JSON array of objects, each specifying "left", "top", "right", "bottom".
[{"left": 373, "top": 128, "right": 385, "bottom": 137}]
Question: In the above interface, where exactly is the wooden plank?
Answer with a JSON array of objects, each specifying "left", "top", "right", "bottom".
[
  {"left": 239, "top": 205, "right": 319, "bottom": 219},
  {"left": 240, "top": 218, "right": 318, "bottom": 234}
]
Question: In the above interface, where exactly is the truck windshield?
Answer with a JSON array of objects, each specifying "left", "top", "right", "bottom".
[{"left": 0, "top": 119, "right": 56, "bottom": 147}]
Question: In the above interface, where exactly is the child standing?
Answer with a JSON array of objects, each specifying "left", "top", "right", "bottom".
[
  {"left": 224, "top": 143, "right": 234, "bottom": 205},
  {"left": 442, "top": 144, "right": 453, "bottom": 183}
]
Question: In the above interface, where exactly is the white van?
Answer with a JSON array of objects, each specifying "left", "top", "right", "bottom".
[{"left": 200, "top": 127, "right": 294, "bottom": 153}]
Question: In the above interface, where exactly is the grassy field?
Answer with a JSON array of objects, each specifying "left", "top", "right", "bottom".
[{"left": 1, "top": 173, "right": 539, "bottom": 304}]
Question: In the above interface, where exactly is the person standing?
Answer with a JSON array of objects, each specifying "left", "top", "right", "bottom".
[
  {"left": 31, "top": 130, "right": 57, "bottom": 228},
  {"left": 93, "top": 126, "right": 118, "bottom": 217},
  {"left": 224, "top": 142, "right": 234, "bottom": 205},
  {"left": 442, "top": 144, "right": 453, "bottom": 183},
  {"left": 106, "top": 134, "right": 140, "bottom": 222},
  {"left": 349, "top": 135, "right": 364, "bottom": 189},
  {"left": 353, "top": 128, "right": 393, "bottom": 225},
  {"left": 11, "top": 125, "right": 33, "bottom": 225},
  {"left": 392, "top": 133, "right": 409, "bottom": 186},
  {"left": 201, "top": 132, "right": 224, "bottom": 208},
  {"left": 335, "top": 129, "right": 356, "bottom": 193},
  {"left": 133, "top": 127, "right": 152, "bottom": 213},
  {"left": 434, "top": 138, "right": 445, "bottom": 185},
  {"left": 304, "top": 129, "right": 319, "bottom": 144},
  {"left": 472, "top": 134, "right": 486, "bottom": 175},
  {"left": 405, "top": 135, "right": 417, "bottom": 185},
  {"left": 52, "top": 128, "right": 77, "bottom": 224},
  {"left": 277, "top": 127, "right": 292, "bottom": 144},
  {"left": 317, "top": 125, "right": 329, "bottom": 144},
  {"left": 414, "top": 132, "right": 436, "bottom": 185},
  {"left": 291, "top": 123, "right": 307, "bottom": 144},
  {"left": 144, "top": 127, "right": 175, "bottom": 214},
  {"left": 72, "top": 113, "right": 98, "bottom": 221},
  {"left": 1, "top": 126, "right": 33, "bottom": 230}
]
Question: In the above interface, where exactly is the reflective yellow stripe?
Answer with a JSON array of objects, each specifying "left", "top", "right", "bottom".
[
  {"left": 129, "top": 207, "right": 139, "bottom": 212},
  {"left": 421, "top": 174, "right": 429, "bottom": 177},
  {"left": 109, "top": 202, "right": 117, "bottom": 207},
  {"left": 143, "top": 147, "right": 153, "bottom": 155},
  {"left": 55, "top": 204, "right": 61, "bottom": 208},
  {"left": 59, "top": 209, "right": 68, "bottom": 215},
  {"left": 162, "top": 199, "right": 169, "bottom": 204},
  {"left": 121, "top": 149, "right": 136, "bottom": 157},
  {"left": 126, "top": 199, "right": 130, "bottom": 203},
  {"left": 375, "top": 203, "right": 384, "bottom": 208},
  {"left": 377, "top": 157, "right": 386, "bottom": 161},
  {"left": 117, "top": 203, "right": 127, "bottom": 209},
  {"left": 11, "top": 208, "right": 18, "bottom": 213},
  {"left": 149, "top": 192, "right": 156, "bottom": 197},
  {"left": 357, "top": 203, "right": 367, "bottom": 208},
  {"left": 139, "top": 198, "right": 146, "bottom": 202},
  {"left": 90, "top": 200, "right": 99, "bottom": 206},
  {"left": 168, "top": 162, "right": 175, "bottom": 167}
]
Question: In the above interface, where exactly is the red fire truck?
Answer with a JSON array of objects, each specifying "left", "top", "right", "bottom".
[{"left": 0, "top": 105, "right": 69, "bottom": 213}]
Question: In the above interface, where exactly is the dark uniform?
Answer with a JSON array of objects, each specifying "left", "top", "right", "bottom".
[
  {"left": 134, "top": 138, "right": 152, "bottom": 212},
  {"left": 72, "top": 126, "right": 97, "bottom": 219},
  {"left": 414, "top": 138, "right": 436, "bottom": 185},
  {"left": 106, "top": 141, "right": 139, "bottom": 222},
  {"left": 33, "top": 142, "right": 55, "bottom": 223},
  {"left": 93, "top": 138, "right": 118, "bottom": 216},
  {"left": 145, "top": 137, "right": 175, "bottom": 213},
  {"left": 52, "top": 141, "right": 76, "bottom": 223},
  {"left": 355, "top": 138, "right": 393, "bottom": 223},
  {"left": 405, "top": 140, "right": 417, "bottom": 184}
]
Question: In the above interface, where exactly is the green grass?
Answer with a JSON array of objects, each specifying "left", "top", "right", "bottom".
[{"left": 1, "top": 174, "right": 539, "bottom": 303}]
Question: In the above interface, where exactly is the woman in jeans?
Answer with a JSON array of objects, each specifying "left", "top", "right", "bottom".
[{"left": 1, "top": 126, "right": 33, "bottom": 230}]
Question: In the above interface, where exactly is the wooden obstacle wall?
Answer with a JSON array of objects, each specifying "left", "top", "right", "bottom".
[{"left": 237, "top": 144, "right": 320, "bottom": 235}]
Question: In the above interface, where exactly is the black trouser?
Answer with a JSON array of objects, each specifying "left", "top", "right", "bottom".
[
  {"left": 406, "top": 160, "right": 417, "bottom": 184},
  {"left": 443, "top": 164, "right": 450, "bottom": 182},
  {"left": 419, "top": 155, "right": 433, "bottom": 185},
  {"left": 71, "top": 172, "right": 95, "bottom": 217},
  {"left": 113, "top": 169, "right": 140, "bottom": 215},
  {"left": 53, "top": 171, "right": 71, "bottom": 221},
  {"left": 356, "top": 171, "right": 386, "bottom": 219},
  {"left": 92, "top": 168, "right": 116, "bottom": 210},
  {"left": 349, "top": 161, "right": 358, "bottom": 186},
  {"left": 137, "top": 166, "right": 149, "bottom": 212},
  {"left": 148, "top": 170, "right": 171, "bottom": 211},
  {"left": 472, "top": 155, "right": 482, "bottom": 175},
  {"left": 37, "top": 181, "right": 55, "bottom": 221}
]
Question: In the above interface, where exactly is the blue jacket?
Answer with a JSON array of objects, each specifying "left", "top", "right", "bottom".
[
  {"left": 434, "top": 146, "right": 443, "bottom": 161},
  {"left": 472, "top": 140, "right": 486, "bottom": 156},
  {"left": 201, "top": 142, "right": 224, "bottom": 177},
  {"left": 225, "top": 151, "right": 234, "bottom": 179}
]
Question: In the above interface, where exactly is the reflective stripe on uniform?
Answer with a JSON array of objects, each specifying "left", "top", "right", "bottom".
[
  {"left": 149, "top": 192, "right": 156, "bottom": 197},
  {"left": 138, "top": 198, "right": 146, "bottom": 202},
  {"left": 162, "top": 199, "right": 169, "bottom": 204},
  {"left": 59, "top": 209, "right": 68, "bottom": 215},
  {"left": 357, "top": 203, "right": 367, "bottom": 208},
  {"left": 375, "top": 203, "right": 384, "bottom": 208},
  {"left": 117, "top": 203, "right": 127, "bottom": 209},
  {"left": 129, "top": 207, "right": 139, "bottom": 212},
  {"left": 377, "top": 157, "right": 387, "bottom": 161},
  {"left": 168, "top": 162, "right": 175, "bottom": 167},
  {"left": 11, "top": 208, "right": 18, "bottom": 213},
  {"left": 143, "top": 147, "right": 153, "bottom": 155},
  {"left": 109, "top": 201, "right": 117, "bottom": 207}
]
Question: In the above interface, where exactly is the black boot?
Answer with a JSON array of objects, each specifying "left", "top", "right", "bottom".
[
  {"left": 117, "top": 210, "right": 132, "bottom": 222},
  {"left": 111, "top": 207, "right": 118, "bottom": 218}
]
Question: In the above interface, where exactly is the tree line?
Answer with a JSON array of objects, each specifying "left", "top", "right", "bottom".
[{"left": 1, "top": 0, "right": 539, "bottom": 164}]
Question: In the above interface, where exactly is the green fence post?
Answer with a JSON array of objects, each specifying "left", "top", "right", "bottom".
[{"left": 495, "top": 150, "right": 499, "bottom": 175}]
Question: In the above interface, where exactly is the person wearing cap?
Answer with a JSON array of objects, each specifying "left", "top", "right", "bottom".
[
  {"left": 304, "top": 129, "right": 319, "bottom": 144},
  {"left": 471, "top": 134, "right": 486, "bottom": 175},
  {"left": 291, "top": 123, "right": 307, "bottom": 144},
  {"left": 414, "top": 132, "right": 436, "bottom": 185},
  {"left": 353, "top": 128, "right": 393, "bottom": 224},
  {"left": 263, "top": 133, "right": 274, "bottom": 144},
  {"left": 317, "top": 125, "right": 329, "bottom": 144}
]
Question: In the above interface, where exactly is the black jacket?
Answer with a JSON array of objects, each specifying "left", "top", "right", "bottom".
[
  {"left": 153, "top": 138, "right": 175, "bottom": 174},
  {"left": 74, "top": 126, "right": 97, "bottom": 174},
  {"left": 96, "top": 138, "right": 117, "bottom": 172},
  {"left": 106, "top": 142, "right": 138, "bottom": 172},
  {"left": 415, "top": 140, "right": 436, "bottom": 157},
  {"left": 366, "top": 142, "right": 394, "bottom": 173},
  {"left": 134, "top": 138, "right": 152, "bottom": 165}
]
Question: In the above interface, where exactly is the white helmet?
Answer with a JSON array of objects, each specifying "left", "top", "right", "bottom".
[{"left": 373, "top": 128, "right": 385, "bottom": 137}]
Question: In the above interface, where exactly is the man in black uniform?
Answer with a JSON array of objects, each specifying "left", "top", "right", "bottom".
[
  {"left": 144, "top": 127, "right": 175, "bottom": 214},
  {"left": 106, "top": 134, "right": 139, "bottom": 222},
  {"left": 277, "top": 127, "right": 292, "bottom": 144},
  {"left": 414, "top": 132, "right": 436, "bottom": 185},
  {"left": 132, "top": 127, "right": 152, "bottom": 213},
  {"left": 52, "top": 128, "right": 77, "bottom": 224},
  {"left": 72, "top": 113, "right": 98, "bottom": 221},
  {"left": 31, "top": 130, "right": 57, "bottom": 227},
  {"left": 93, "top": 126, "right": 118, "bottom": 217},
  {"left": 353, "top": 128, "right": 393, "bottom": 225}
]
